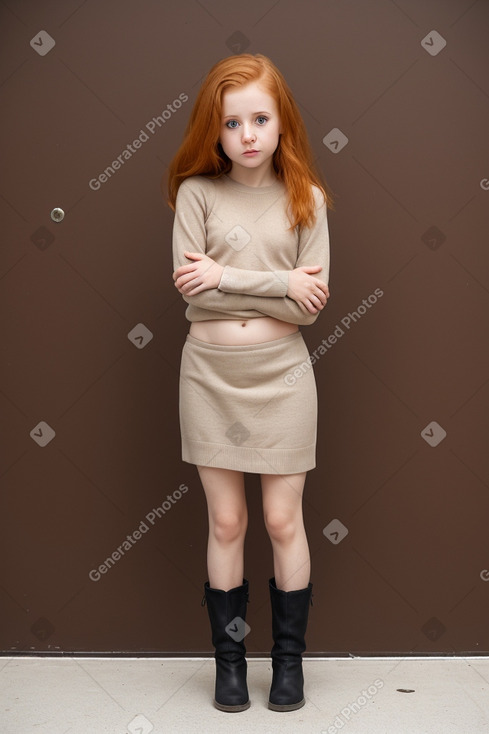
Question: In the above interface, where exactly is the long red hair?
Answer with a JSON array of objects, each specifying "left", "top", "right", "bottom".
[{"left": 164, "top": 53, "right": 335, "bottom": 231}]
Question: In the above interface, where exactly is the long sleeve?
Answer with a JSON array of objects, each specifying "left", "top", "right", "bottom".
[
  {"left": 292, "top": 184, "right": 330, "bottom": 296},
  {"left": 173, "top": 179, "right": 291, "bottom": 297},
  {"left": 181, "top": 287, "right": 318, "bottom": 325},
  {"left": 172, "top": 177, "right": 330, "bottom": 326},
  {"left": 217, "top": 186, "right": 330, "bottom": 300},
  {"left": 218, "top": 265, "right": 289, "bottom": 297},
  {"left": 172, "top": 178, "right": 209, "bottom": 272}
]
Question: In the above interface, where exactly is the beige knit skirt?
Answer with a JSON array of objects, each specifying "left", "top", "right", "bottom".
[{"left": 179, "top": 331, "right": 317, "bottom": 474}]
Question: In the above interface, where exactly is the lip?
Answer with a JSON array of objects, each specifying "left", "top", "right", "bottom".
[{"left": 243, "top": 150, "right": 259, "bottom": 155}]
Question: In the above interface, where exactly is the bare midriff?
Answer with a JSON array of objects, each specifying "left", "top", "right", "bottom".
[{"left": 189, "top": 316, "right": 298, "bottom": 345}]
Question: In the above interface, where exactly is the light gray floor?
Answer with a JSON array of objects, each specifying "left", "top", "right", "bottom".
[{"left": 1, "top": 656, "right": 488, "bottom": 733}]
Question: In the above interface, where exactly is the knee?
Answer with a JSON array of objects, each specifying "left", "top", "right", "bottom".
[
  {"left": 264, "top": 511, "right": 298, "bottom": 543},
  {"left": 212, "top": 512, "right": 247, "bottom": 544}
]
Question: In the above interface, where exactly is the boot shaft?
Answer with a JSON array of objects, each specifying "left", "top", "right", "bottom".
[
  {"left": 203, "top": 579, "right": 250, "bottom": 652},
  {"left": 202, "top": 578, "right": 251, "bottom": 711},
  {"left": 269, "top": 577, "right": 313, "bottom": 657}
]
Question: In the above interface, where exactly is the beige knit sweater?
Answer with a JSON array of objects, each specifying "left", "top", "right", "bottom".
[{"left": 172, "top": 173, "right": 330, "bottom": 325}]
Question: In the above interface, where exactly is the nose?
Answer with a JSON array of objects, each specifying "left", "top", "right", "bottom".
[{"left": 242, "top": 123, "right": 255, "bottom": 143}]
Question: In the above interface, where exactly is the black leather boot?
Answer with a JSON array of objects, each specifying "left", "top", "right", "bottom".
[
  {"left": 202, "top": 578, "right": 251, "bottom": 712},
  {"left": 268, "top": 576, "right": 313, "bottom": 711}
]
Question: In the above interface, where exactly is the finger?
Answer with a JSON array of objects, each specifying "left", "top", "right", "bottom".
[
  {"left": 305, "top": 281, "right": 325, "bottom": 304},
  {"left": 314, "top": 286, "right": 329, "bottom": 303},
  {"left": 176, "top": 275, "right": 199, "bottom": 292},
  {"left": 182, "top": 278, "right": 202, "bottom": 294},
  {"left": 180, "top": 267, "right": 205, "bottom": 286},
  {"left": 315, "top": 290, "right": 327, "bottom": 305},
  {"left": 186, "top": 283, "right": 207, "bottom": 296},
  {"left": 311, "top": 294, "right": 324, "bottom": 310},
  {"left": 184, "top": 251, "right": 204, "bottom": 261},
  {"left": 174, "top": 274, "right": 185, "bottom": 288},
  {"left": 302, "top": 298, "right": 318, "bottom": 314},
  {"left": 312, "top": 279, "right": 329, "bottom": 295},
  {"left": 174, "top": 264, "right": 197, "bottom": 278},
  {"left": 182, "top": 276, "right": 204, "bottom": 293},
  {"left": 173, "top": 263, "right": 198, "bottom": 280}
]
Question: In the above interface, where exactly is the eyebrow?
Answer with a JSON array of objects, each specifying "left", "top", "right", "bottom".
[{"left": 222, "top": 111, "right": 272, "bottom": 119}]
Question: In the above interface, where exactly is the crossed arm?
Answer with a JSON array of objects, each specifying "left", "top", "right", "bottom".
[
  {"left": 171, "top": 178, "right": 331, "bottom": 325},
  {"left": 173, "top": 251, "right": 329, "bottom": 315}
]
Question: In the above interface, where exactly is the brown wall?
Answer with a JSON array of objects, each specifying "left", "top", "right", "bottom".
[{"left": 1, "top": 0, "right": 488, "bottom": 655}]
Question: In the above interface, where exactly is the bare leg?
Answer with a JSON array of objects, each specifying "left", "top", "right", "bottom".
[
  {"left": 197, "top": 465, "right": 248, "bottom": 591},
  {"left": 261, "top": 472, "right": 310, "bottom": 591}
]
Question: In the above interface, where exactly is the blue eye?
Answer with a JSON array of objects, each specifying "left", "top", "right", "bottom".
[{"left": 225, "top": 116, "right": 269, "bottom": 129}]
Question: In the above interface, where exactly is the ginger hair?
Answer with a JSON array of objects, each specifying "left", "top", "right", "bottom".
[{"left": 164, "top": 53, "right": 334, "bottom": 231}]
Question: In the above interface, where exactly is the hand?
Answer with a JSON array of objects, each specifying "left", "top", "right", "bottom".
[
  {"left": 173, "top": 252, "right": 224, "bottom": 295},
  {"left": 287, "top": 265, "right": 330, "bottom": 314}
]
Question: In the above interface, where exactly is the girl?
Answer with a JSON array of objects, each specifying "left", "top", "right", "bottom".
[{"left": 165, "top": 53, "right": 333, "bottom": 713}]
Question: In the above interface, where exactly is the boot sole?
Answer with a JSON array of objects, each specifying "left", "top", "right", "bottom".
[
  {"left": 268, "top": 697, "right": 305, "bottom": 712},
  {"left": 214, "top": 699, "right": 251, "bottom": 712}
]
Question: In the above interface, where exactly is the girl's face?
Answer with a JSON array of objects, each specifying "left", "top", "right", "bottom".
[{"left": 219, "top": 80, "right": 282, "bottom": 177}]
